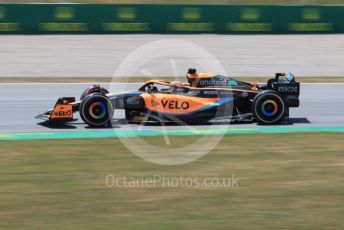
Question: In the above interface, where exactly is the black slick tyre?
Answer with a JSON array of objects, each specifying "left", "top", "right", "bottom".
[
  {"left": 252, "top": 90, "right": 286, "bottom": 124},
  {"left": 79, "top": 93, "right": 114, "bottom": 127}
]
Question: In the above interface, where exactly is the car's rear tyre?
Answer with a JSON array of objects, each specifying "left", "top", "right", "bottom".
[
  {"left": 252, "top": 90, "right": 286, "bottom": 124},
  {"left": 79, "top": 93, "right": 114, "bottom": 127},
  {"left": 80, "top": 85, "right": 109, "bottom": 100}
]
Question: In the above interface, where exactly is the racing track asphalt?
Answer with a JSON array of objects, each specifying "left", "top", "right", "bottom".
[{"left": 0, "top": 83, "right": 343, "bottom": 133}]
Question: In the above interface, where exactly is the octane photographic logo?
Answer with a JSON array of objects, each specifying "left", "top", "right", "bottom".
[{"left": 110, "top": 39, "right": 233, "bottom": 165}]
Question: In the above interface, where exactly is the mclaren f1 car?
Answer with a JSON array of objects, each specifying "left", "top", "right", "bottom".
[{"left": 36, "top": 69, "right": 300, "bottom": 127}]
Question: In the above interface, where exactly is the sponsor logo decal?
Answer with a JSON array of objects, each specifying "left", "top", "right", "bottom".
[
  {"left": 151, "top": 100, "right": 160, "bottom": 107},
  {"left": 161, "top": 100, "right": 190, "bottom": 110},
  {"left": 132, "top": 115, "right": 145, "bottom": 122},
  {"left": 277, "top": 86, "right": 298, "bottom": 93},
  {"left": 203, "top": 90, "right": 218, "bottom": 95},
  {"left": 198, "top": 78, "right": 227, "bottom": 86},
  {"left": 126, "top": 97, "right": 140, "bottom": 105},
  {"left": 188, "top": 90, "right": 200, "bottom": 96},
  {"left": 53, "top": 110, "right": 72, "bottom": 117},
  {"left": 50, "top": 104, "right": 73, "bottom": 119}
]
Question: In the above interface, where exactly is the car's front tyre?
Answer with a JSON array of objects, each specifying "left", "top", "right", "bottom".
[{"left": 79, "top": 93, "right": 114, "bottom": 128}]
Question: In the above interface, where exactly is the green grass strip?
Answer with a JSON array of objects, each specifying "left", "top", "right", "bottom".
[{"left": 2, "top": 126, "right": 344, "bottom": 141}]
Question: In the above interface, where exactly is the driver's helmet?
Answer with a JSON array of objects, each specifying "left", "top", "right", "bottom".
[
  {"left": 285, "top": 72, "right": 295, "bottom": 82},
  {"left": 186, "top": 68, "right": 197, "bottom": 85},
  {"left": 186, "top": 68, "right": 215, "bottom": 86}
]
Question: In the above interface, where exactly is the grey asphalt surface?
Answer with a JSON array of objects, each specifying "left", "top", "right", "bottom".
[
  {"left": 0, "top": 83, "right": 343, "bottom": 133},
  {"left": 1, "top": 35, "right": 344, "bottom": 77}
]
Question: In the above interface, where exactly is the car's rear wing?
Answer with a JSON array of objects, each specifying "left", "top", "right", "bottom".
[{"left": 269, "top": 73, "right": 300, "bottom": 107}]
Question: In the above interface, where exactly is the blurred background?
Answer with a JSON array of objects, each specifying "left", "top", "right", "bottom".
[{"left": 0, "top": 0, "right": 344, "bottom": 77}]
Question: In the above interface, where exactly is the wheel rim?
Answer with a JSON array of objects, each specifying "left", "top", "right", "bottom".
[
  {"left": 255, "top": 94, "right": 285, "bottom": 124},
  {"left": 260, "top": 99, "right": 279, "bottom": 117},
  {"left": 89, "top": 101, "right": 107, "bottom": 120},
  {"left": 81, "top": 95, "right": 113, "bottom": 127}
]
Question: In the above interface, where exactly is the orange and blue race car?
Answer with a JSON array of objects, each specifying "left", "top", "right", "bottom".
[{"left": 36, "top": 69, "right": 300, "bottom": 127}]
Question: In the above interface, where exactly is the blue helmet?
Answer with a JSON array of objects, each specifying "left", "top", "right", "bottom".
[{"left": 285, "top": 72, "right": 295, "bottom": 82}]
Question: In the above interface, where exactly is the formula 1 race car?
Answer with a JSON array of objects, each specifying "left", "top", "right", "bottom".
[{"left": 36, "top": 69, "right": 300, "bottom": 127}]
